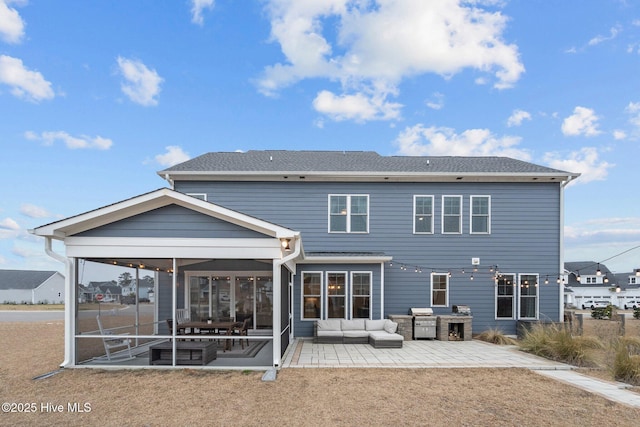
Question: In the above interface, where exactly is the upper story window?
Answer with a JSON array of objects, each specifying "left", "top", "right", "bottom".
[
  {"left": 442, "top": 196, "right": 462, "bottom": 234},
  {"left": 470, "top": 196, "right": 491, "bottom": 234},
  {"left": 414, "top": 195, "right": 434, "bottom": 234},
  {"left": 328, "top": 195, "right": 369, "bottom": 233}
]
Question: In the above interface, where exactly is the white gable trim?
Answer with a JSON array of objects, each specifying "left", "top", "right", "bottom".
[
  {"left": 65, "top": 237, "right": 283, "bottom": 259},
  {"left": 31, "top": 188, "right": 297, "bottom": 240}
]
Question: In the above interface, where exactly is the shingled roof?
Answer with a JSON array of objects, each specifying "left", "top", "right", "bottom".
[
  {"left": 159, "top": 150, "right": 578, "bottom": 182},
  {"left": 0, "top": 269, "right": 60, "bottom": 290}
]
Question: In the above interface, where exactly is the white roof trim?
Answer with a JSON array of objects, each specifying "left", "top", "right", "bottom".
[{"left": 31, "top": 188, "right": 298, "bottom": 240}]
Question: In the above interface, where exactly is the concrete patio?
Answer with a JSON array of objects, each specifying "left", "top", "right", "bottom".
[{"left": 282, "top": 338, "right": 569, "bottom": 369}]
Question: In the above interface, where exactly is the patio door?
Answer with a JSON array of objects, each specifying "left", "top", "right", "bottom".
[
  {"left": 186, "top": 272, "right": 272, "bottom": 328},
  {"left": 188, "top": 275, "right": 231, "bottom": 321}
]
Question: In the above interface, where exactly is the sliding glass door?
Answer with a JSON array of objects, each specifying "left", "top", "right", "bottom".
[{"left": 186, "top": 272, "right": 272, "bottom": 329}]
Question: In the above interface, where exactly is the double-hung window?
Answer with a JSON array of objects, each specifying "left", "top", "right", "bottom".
[
  {"left": 519, "top": 274, "right": 539, "bottom": 319},
  {"left": 470, "top": 196, "right": 490, "bottom": 234},
  {"left": 495, "top": 274, "right": 515, "bottom": 319},
  {"left": 414, "top": 195, "right": 434, "bottom": 234},
  {"left": 329, "top": 195, "right": 369, "bottom": 233},
  {"left": 351, "top": 272, "right": 371, "bottom": 319},
  {"left": 431, "top": 273, "right": 448, "bottom": 307},
  {"left": 326, "top": 272, "right": 347, "bottom": 318},
  {"left": 301, "top": 272, "right": 322, "bottom": 320},
  {"left": 442, "top": 196, "right": 462, "bottom": 234}
]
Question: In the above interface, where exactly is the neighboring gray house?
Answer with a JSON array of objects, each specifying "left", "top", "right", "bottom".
[
  {"left": 564, "top": 261, "right": 640, "bottom": 308},
  {"left": 0, "top": 269, "right": 65, "bottom": 304},
  {"left": 31, "top": 150, "right": 578, "bottom": 369}
]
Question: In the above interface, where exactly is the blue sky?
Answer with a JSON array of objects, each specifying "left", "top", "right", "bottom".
[{"left": 1, "top": 0, "right": 639, "bottom": 276}]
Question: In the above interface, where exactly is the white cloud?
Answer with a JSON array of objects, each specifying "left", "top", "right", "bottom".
[
  {"left": 116, "top": 56, "right": 163, "bottom": 106},
  {"left": 394, "top": 124, "right": 531, "bottom": 160},
  {"left": 0, "top": 0, "right": 26, "bottom": 43},
  {"left": 561, "top": 106, "right": 601, "bottom": 137},
  {"left": 0, "top": 217, "right": 20, "bottom": 239},
  {"left": 20, "top": 203, "right": 51, "bottom": 218},
  {"left": 625, "top": 101, "right": 640, "bottom": 128},
  {"left": 191, "top": 0, "right": 214, "bottom": 25},
  {"left": 425, "top": 92, "right": 444, "bottom": 110},
  {"left": 258, "top": 0, "right": 523, "bottom": 121},
  {"left": 312, "top": 89, "right": 401, "bottom": 122},
  {"left": 506, "top": 109, "right": 532, "bottom": 127},
  {"left": 25, "top": 130, "right": 113, "bottom": 150},
  {"left": 613, "top": 130, "right": 626, "bottom": 140},
  {"left": 544, "top": 147, "right": 613, "bottom": 184},
  {"left": 588, "top": 26, "right": 621, "bottom": 46},
  {"left": 155, "top": 146, "right": 190, "bottom": 167},
  {"left": 0, "top": 55, "right": 54, "bottom": 102}
]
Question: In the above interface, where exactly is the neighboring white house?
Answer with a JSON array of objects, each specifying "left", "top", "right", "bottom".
[
  {"left": 564, "top": 262, "right": 640, "bottom": 308},
  {"left": 0, "top": 269, "right": 65, "bottom": 304}
]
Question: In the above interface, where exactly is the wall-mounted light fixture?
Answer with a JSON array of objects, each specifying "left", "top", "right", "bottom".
[{"left": 281, "top": 238, "right": 291, "bottom": 251}]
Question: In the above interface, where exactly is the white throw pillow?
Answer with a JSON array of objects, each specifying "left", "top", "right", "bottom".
[{"left": 383, "top": 320, "right": 398, "bottom": 334}]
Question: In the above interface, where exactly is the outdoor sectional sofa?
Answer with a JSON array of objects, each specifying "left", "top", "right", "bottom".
[{"left": 315, "top": 319, "right": 404, "bottom": 348}]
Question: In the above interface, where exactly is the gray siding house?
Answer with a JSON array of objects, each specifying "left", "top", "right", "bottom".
[
  {"left": 0, "top": 269, "right": 65, "bottom": 304},
  {"left": 31, "top": 150, "right": 578, "bottom": 369}
]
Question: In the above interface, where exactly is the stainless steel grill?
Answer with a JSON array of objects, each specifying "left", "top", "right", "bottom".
[{"left": 409, "top": 307, "right": 436, "bottom": 339}]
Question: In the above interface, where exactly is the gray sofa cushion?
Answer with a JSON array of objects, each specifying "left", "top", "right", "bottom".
[
  {"left": 365, "top": 319, "right": 387, "bottom": 331},
  {"left": 342, "top": 330, "right": 369, "bottom": 338},
  {"left": 316, "top": 319, "right": 342, "bottom": 332},
  {"left": 341, "top": 319, "right": 366, "bottom": 331}
]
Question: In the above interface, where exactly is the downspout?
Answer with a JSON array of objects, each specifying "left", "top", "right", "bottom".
[
  {"left": 559, "top": 174, "right": 578, "bottom": 322},
  {"left": 164, "top": 174, "right": 175, "bottom": 190},
  {"left": 272, "top": 234, "right": 301, "bottom": 368},
  {"left": 45, "top": 237, "right": 74, "bottom": 367}
]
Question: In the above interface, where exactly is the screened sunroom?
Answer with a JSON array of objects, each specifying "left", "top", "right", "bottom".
[{"left": 30, "top": 189, "right": 300, "bottom": 369}]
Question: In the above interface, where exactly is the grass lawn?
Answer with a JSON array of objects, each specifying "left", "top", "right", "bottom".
[{"left": 1, "top": 321, "right": 639, "bottom": 426}]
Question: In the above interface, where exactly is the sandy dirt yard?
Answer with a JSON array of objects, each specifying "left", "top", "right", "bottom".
[{"left": 1, "top": 321, "right": 640, "bottom": 426}]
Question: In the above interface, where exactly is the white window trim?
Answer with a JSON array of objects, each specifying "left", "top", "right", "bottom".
[
  {"left": 326, "top": 271, "right": 348, "bottom": 319},
  {"left": 518, "top": 273, "right": 539, "bottom": 320},
  {"left": 301, "top": 271, "right": 323, "bottom": 321},
  {"left": 328, "top": 194, "right": 370, "bottom": 234},
  {"left": 413, "top": 195, "right": 434, "bottom": 234},
  {"left": 470, "top": 195, "right": 491, "bottom": 234},
  {"left": 441, "top": 195, "right": 462, "bottom": 234},
  {"left": 430, "top": 272, "right": 449, "bottom": 307},
  {"left": 350, "top": 271, "right": 372, "bottom": 320},
  {"left": 186, "top": 193, "right": 207, "bottom": 201},
  {"left": 495, "top": 273, "right": 516, "bottom": 320}
]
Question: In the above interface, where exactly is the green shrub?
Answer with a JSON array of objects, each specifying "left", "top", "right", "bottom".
[
  {"left": 519, "top": 322, "right": 603, "bottom": 367},
  {"left": 476, "top": 328, "right": 517, "bottom": 345},
  {"left": 612, "top": 337, "right": 640, "bottom": 386},
  {"left": 634, "top": 308, "right": 640, "bottom": 320},
  {"left": 591, "top": 305, "right": 614, "bottom": 319}
]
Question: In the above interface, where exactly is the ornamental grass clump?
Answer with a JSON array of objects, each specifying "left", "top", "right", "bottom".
[
  {"left": 519, "top": 323, "right": 603, "bottom": 367},
  {"left": 476, "top": 328, "right": 517, "bottom": 345},
  {"left": 612, "top": 336, "right": 640, "bottom": 386}
]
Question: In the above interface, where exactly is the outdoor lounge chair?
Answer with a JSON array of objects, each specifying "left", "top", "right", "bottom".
[{"left": 96, "top": 315, "right": 133, "bottom": 361}]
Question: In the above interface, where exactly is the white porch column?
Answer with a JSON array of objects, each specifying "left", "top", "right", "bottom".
[
  {"left": 64, "top": 257, "right": 76, "bottom": 367},
  {"left": 272, "top": 263, "right": 281, "bottom": 368}
]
